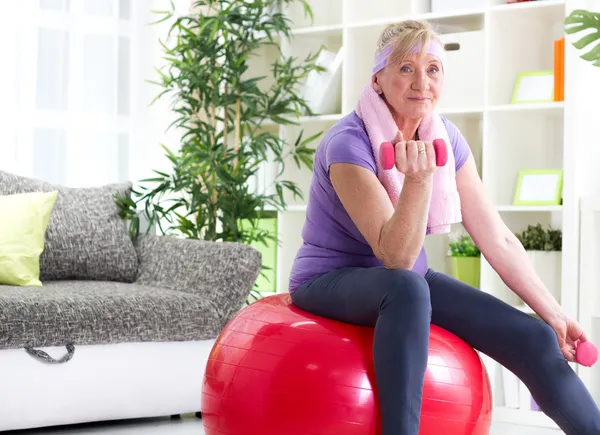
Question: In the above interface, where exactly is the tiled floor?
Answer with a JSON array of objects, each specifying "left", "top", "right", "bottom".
[{"left": 10, "top": 416, "right": 564, "bottom": 435}]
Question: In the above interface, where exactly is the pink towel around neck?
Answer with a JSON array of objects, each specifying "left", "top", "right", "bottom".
[{"left": 355, "top": 84, "right": 462, "bottom": 234}]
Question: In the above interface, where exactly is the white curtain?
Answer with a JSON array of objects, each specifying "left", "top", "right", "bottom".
[{"left": 0, "top": 0, "right": 182, "bottom": 188}]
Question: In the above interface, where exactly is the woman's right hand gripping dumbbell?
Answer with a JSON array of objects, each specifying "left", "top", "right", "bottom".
[{"left": 380, "top": 131, "right": 448, "bottom": 181}]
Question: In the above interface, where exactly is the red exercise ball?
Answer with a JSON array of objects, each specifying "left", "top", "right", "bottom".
[{"left": 201, "top": 294, "right": 492, "bottom": 435}]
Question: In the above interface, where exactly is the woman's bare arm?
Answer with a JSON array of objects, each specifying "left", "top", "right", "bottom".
[
  {"left": 329, "top": 162, "right": 433, "bottom": 269},
  {"left": 456, "top": 154, "right": 562, "bottom": 324}
]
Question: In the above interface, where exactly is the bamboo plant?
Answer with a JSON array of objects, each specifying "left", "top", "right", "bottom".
[{"left": 116, "top": 0, "right": 326, "bottom": 301}]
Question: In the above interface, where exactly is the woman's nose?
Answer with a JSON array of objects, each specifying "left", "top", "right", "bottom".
[{"left": 412, "top": 71, "right": 430, "bottom": 90}]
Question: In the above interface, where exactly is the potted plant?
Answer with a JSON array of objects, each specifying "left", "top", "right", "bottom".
[
  {"left": 448, "top": 233, "right": 481, "bottom": 288},
  {"left": 515, "top": 224, "right": 562, "bottom": 300},
  {"left": 115, "top": 0, "right": 325, "bottom": 303}
]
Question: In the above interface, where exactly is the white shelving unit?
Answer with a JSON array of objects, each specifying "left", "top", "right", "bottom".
[
  {"left": 249, "top": 0, "right": 600, "bottom": 429},
  {"left": 579, "top": 196, "right": 600, "bottom": 402}
]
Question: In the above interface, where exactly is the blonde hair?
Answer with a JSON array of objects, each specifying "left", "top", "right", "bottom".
[{"left": 375, "top": 20, "right": 443, "bottom": 70}]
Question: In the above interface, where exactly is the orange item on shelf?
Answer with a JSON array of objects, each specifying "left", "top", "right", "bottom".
[{"left": 554, "top": 37, "right": 565, "bottom": 101}]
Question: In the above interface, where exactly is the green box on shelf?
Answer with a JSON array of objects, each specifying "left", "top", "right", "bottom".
[
  {"left": 240, "top": 211, "right": 278, "bottom": 293},
  {"left": 448, "top": 234, "right": 481, "bottom": 289},
  {"left": 450, "top": 257, "right": 481, "bottom": 289}
]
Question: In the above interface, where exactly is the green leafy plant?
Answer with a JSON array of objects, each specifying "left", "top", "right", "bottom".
[
  {"left": 514, "top": 224, "right": 562, "bottom": 251},
  {"left": 565, "top": 9, "right": 600, "bottom": 67},
  {"left": 449, "top": 234, "right": 481, "bottom": 257},
  {"left": 116, "top": 0, "right": 326, "bottom": 303}
]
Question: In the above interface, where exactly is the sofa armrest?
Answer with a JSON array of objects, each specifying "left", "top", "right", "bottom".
[{"left": 134, "top": 234, "right": 261, "bottom": 328}]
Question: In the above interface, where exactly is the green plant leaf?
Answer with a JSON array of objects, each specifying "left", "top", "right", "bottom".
[
  {"left": 448, "top": 235, "right": 480, "bottom": 257},
  {"left": 514, "top": 224, "right": 562, "bottom": 251},
  {"left": 565, "top": 9, "right": 600, "bottom": 67}
]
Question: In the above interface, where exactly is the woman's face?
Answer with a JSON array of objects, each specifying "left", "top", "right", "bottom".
[{"left": 373, "top": 52, "right": 444, "bottom": 121}]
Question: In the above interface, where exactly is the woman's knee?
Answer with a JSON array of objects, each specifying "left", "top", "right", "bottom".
[
  {"left": 519, "top": 318, "right": 562, "bottom": 357},
  {"left": 376, "top": 268, "right": 431, "bottom": 313}
]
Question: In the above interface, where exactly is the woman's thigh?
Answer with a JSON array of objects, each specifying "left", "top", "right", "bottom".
[
  {"left": 291, "top": 266, "right": 431, "bottom": 327},
  {"left": 425, "top": 269, "right": 562, "bottom": 364}
]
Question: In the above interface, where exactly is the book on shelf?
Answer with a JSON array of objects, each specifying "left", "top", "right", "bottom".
[{"left": 554, "top": 37, "right": 564, "bottom": 102}]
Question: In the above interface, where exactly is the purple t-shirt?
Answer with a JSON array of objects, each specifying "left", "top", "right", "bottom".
[{"left": 288, "top": 111, "right": 471, "bottom": 291}]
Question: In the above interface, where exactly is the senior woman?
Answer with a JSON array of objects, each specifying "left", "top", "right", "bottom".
[{"left": 288, "top": 19, "right": 600, "bottom": 435}]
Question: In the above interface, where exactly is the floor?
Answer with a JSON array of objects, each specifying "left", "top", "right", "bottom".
[{"left": 9, "top": 415, "right": 564, "bottom": 435}]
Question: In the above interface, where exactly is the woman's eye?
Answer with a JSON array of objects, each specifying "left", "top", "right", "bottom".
[
  {"left": 428, "top": 66, "right": 439, "bottom": 73},
  {"left": 400, "top": 66, "right": 411, "bottom": 73}
]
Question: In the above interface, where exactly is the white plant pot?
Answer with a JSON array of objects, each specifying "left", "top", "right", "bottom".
[{"left": 526, "top": 250, "right": 562, "bottom": 301}]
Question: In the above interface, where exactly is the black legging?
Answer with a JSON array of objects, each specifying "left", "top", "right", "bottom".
[{"left": 290, "top": 267, "right": 600, "bottom": 435}]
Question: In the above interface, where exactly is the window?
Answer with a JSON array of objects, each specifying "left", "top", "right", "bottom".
[{"left": 0, "top": 0, "right": 175, "bottom": 187}]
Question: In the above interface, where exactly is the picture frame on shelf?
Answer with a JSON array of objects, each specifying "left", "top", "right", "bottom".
[
  {"left": 511, "top": 70, "right": 555, "bottom": 104},
  {"left": 512, "top": 169, "right": 563, "bottom": 206}
]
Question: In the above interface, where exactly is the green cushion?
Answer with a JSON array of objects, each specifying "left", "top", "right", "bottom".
[{"left": 0, "top": 191, "right": 58, "bottom": 286}]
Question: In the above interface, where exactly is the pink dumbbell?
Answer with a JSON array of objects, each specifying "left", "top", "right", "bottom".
[
  {"left": 380, "top": 138, "right": 448, "bottom": 170},
  {"left": 577, "top": 341, "right": 598, "bottom": 367}
]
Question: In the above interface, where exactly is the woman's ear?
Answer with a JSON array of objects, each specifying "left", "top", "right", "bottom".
[{"left": 371, "top": 76, "right": 383, "bottom": 94}]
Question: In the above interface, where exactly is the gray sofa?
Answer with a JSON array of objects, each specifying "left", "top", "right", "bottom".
[{"left": 0, "top": 170, "right": 262, "bottom": 431}]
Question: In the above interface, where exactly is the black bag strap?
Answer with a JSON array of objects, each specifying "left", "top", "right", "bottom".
[{"left": 25, "top": 343, "right": 75, "bottom": 364}]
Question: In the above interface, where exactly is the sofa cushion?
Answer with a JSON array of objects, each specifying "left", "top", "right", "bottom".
[
  {"left": 0, "top": 171, "right": 138, "bottom": 282},
  {"left": 0, "top": 191, "right": 58, "bottom": 287},
  {"left": 0, "top": 281, "right": 223, "bottom": 349}
]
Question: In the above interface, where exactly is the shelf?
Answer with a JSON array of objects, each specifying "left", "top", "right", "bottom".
[
  {"left": 265, "top": 104, "right": 563, "bottom": 124},
  {"left": 297, "top": 105, "right": 562, "bottom": 117},
  {"left": 291, "top": 24, "right": 344, "bottom": 36},
  {"left": 486, "top": 102, "right": 564, "bottom": 113},
  {"left": 275, "top": 205, "right": 562, "bottom": 214},
  {"left": 490, "top": 0, "right": 566, "bottom": 14},
  {"left": 438, "top": 107, "right": 484, "bottom": 117},
  {"left": 263, "top": 113, "right": 344, "bottom": 126},
  {"left": 341, "top": 0, "right": 564, "bottom": 32},
  {"left": 346, "top": 8, "right": 484, "bottom": 32},
  {"left": 262, "top": 204, "right": 307, "bottom": 213},
  {"left": 288, "top": 0, "right": 566, "bottom": 34},
  {"left": 284, "top": 204, "right": 308, "bottom": 212},
  {"left": 496, "top": 205, "right": 563, "bottom": 212},
  {"left": 277, "top": 205, "right": 561, "bottom": 215},
  {"left": 263, "top": 104, "right": 563, "bottom": 126},
  {"left": 297, "top": 113, "right": 344, "bottom": 123}
]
